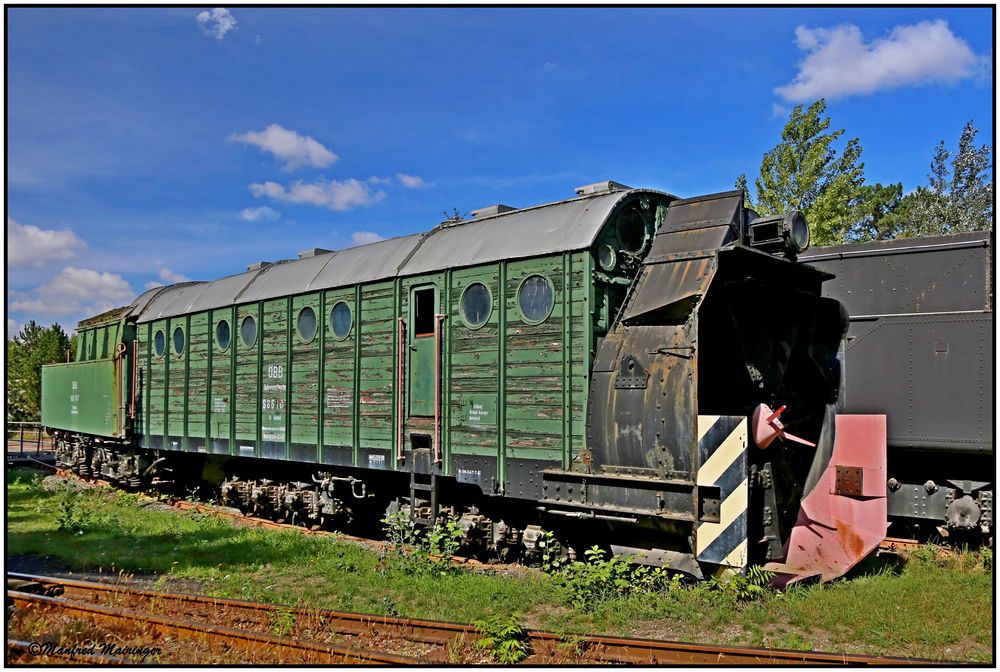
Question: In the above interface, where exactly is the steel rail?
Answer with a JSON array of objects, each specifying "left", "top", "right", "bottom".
[
  {"left": 8, "top": 573, "right": 943, "bottom": 666},
  {"left": 9, "top": 573, "right": 463, "bottom": 649},
  {"left": 7, "top": 589, "right": 419, "bottom": 665}
]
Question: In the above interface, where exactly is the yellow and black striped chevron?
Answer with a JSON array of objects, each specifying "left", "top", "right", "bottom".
[{"left": 695, "top": 415, "right": 749, "bottom": 570}]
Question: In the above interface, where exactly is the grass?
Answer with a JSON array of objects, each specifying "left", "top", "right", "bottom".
[{"left": 5, "top": 468, "right": 993, "bottom": 662}]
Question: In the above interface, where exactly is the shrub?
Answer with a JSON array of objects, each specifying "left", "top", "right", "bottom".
[
  {"left": 54, "top": 483, "right": 92, "bottom": 534},
  {"left": 551, "top": 546, "right": 682, "bottom": 609},
  {"left": 380, "top": 509, "right": 463, "bottom": 576}
]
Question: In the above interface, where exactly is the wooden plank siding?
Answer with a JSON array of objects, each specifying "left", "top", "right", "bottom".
[
  {"left": 186, "top": 312, "right": 209, "bottom": 449},
  {"left": 448, "top": 264, "right": 501, "bottom": 460},
  {"left": 322, "top": 287, "right": 357, "bottom": 463},
  {"left": 209, "top": 308, "right": 235, "bottom": 454},
  {"left": 147, "top": 320, "right": 167, "bottom": 447},
  {"left": 235, "top": 304, "right": 260, "bottom": 456},
  {"left": 357, "top": 282, "right": 396, "bottom": 454},
  {"left": 136, "top": 250, "right": 593, "bottom": 494},
  {"left": 290, "top": 294, "right": 321, "bottom": 461},
  {"left": 260, "top": 299, "right": 289, "bottom": 459}
]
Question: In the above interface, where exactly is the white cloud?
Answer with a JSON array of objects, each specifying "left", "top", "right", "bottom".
[
  {"left": 776, "top": 20, "right": 980, "bottom": 101},
  {"left": 368, "top": 176, "right": 392, "bottom": 185},
  {"left": 396, "top": 173, "right": 433, "bottom": 189},
  {"left": 229, "top": 124, "right": 337, "bottom": 170},
  {"left": 196, "top": 8, "right": 238, "bottom": 40},
  {"left": 239, "top": 206, "right": 281, "bottom": 221},
  {"left": 8, "top": 217, "right": 85, "bottom": 267},
  {"left": 10, "top": 267, "right": 135, "bottom": 318},
  {"left": 350, "top": 231, "right": 386, "bottom": 247},
  {"left": 8, "top": 318, "right": 19, "bottom": 336},
  {"left": 142, "top": 267, "right": 188, "bottom": 291},
  {"left": 249, "top": 178, "right": 386, "bottom": 211},
  {"left": 158, "top": 268, "right": 190, "bottom": 284}
]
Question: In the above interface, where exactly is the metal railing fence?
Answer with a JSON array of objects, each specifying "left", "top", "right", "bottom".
[{"left": 6, "top": 421, "right": 54, "bottom": 455}]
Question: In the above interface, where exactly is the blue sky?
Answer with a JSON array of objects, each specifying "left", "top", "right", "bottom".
[{"left": 6, "top": 6, "right": 994, "bottom": 333}]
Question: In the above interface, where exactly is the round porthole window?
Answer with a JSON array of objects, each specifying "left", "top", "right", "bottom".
[
  {"left": 616, "top": 207, "right": 648, "bottom": 254},
  {"left": 216, "top": 320, "right": 231, "bottom": 351},
  {"left": 154, "top": 330, "right": 165, "bottom": 357},
  {"left": 517, "top": 274, "right": 555, "bottom": 324},
  {"left": 297, "top": 306, "right": 317, "bottom": 343},
  {"left": 598, "top": 243, "right": 617, "bottom": 271},
  {"left": 461, "top": 283, "right": 492, "bottom": 329},
  {"left": 241, "top": 315, "right": 257, "bottom": 348},
  {"left": 173, "top": 326, "right": 185, "bottom": 355},
  {"left": 330, "top": 302, "right": 352, "bottom": 340}
]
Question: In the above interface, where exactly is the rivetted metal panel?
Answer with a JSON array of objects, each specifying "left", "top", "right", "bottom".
[
  {"left": 659, "top": 190, "right": 743, "bottom": 235},
  {"left": 399, "top": 191, "right": 665, "bottom": 276},
  {"left": 802, "top": 231, "right": 992, "bottom": 315},
  {"left": 841, "top": 312, "right": 992, "bottom": 452},
  {"left": 622, "top": 257, "right": 716, "bottom": 323}
]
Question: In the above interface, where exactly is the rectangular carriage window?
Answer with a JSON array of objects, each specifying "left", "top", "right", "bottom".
[{"left": 413, "top": 288, "right": 435, "bottom": 337}]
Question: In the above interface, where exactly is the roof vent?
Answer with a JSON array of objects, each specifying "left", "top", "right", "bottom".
[
  {"left": 574, "top": 180, "right": 632, "bottom": 196},
  {"left": 470, "top": 204, "right": 518, "bottom": 219},
  {"left": 297, "top": 248, "right": 334, "bottom": 259},
  {"left": 247, "top": 261, "right": 272, "bottom": 272}
]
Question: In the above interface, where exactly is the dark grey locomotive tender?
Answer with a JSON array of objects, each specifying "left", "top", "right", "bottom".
[{"left": 803, "top": 231, "right": 994, "bottom": 539}]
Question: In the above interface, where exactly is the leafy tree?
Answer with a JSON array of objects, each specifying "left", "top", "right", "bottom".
[
  {"left": 845, "top": 182, "right": 906, "bottom": 242},
  {"left": 737, "top": 99, "right": 916, "bottom": 246},
  {"left": 737, "top": 99, "right": 873, "bottom": 246},
  {"left": 6, "top": 321, "right": 71, "bottom": 422},
  {"left": 894, "top": 121, "right": 993, "bottom": 236}
]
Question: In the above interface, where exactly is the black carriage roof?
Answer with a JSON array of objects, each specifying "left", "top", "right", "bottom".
[{"left": 128, "top": 185, "right": 674, "bottom": 325}]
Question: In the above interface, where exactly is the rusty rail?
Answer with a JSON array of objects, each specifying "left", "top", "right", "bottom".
[
  {"left": 6, "top": 589, "right": 419, "bottom": 665},
  {"left": 8, "top": 573, "right": 943, "bottom": 666}
]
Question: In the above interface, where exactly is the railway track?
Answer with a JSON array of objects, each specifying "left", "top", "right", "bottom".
[
  {"left": 6, "top": 580, "right": 420, "bottom": 665},
  {"left": 7, "top": 573, "right": 941, "bottom": 665}
]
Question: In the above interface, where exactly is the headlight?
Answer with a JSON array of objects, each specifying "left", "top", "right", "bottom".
[
  {"left": 746, "top": 210, "right": 810, "bottom": 258},
  {"left": 784, "top": 211, "right": 809, "bottom": 253}
]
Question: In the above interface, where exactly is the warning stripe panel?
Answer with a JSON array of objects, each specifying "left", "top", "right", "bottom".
[{"left": 695, "top": 415, "right": 748, "bottom": 569}]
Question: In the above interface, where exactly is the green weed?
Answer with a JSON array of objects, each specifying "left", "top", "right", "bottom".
[
  {"left": 269, "top": 608, "right": 295, "bottom": 637},
  {"left": 708, "top": 566, "right": 774, "bottom": 602},
  {"left": 380, "top": 509, "right": 463, "bottom": 576},
  {"left": 54, "top": 483, "right": 93, "bottom": 534},
  {"left": 474, "top": 613, "right": 530, "bottom": 664},
  {"left": 548, "top": 545, "right": 681, "bottom": 609}
]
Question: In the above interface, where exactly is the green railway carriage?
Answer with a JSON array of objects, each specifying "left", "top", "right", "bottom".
[
  {"left": 43, "top": 181, "right": 855, "bottom": 578},
  {"left": 127, "top": 182, "right": 660, "bottom": 498}
]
